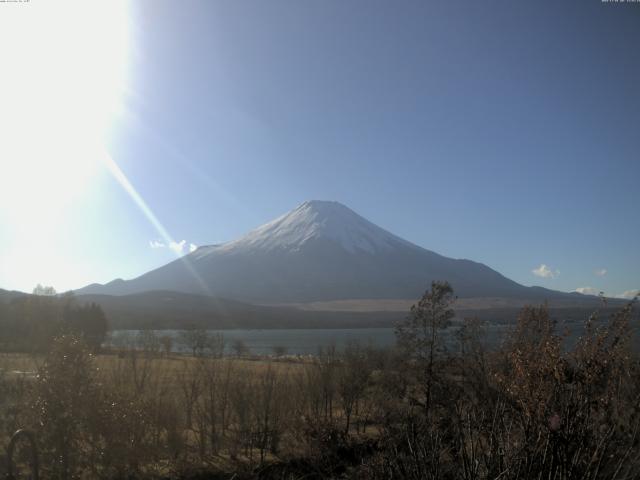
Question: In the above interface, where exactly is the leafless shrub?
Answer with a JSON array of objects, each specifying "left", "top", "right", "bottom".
[{"left": 0, "top": 289, "right": 637, "bottom": 479}]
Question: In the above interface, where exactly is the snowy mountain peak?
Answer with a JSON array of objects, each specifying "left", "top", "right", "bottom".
[
  {"left": 75, "top": 200, "right": 583, "bottom": 303},
  {"left": 199, "top": 200, "right": 415, "bottom": 256},
  {"left": 297, "top": 199, "right": 354, "bottom": 214}
]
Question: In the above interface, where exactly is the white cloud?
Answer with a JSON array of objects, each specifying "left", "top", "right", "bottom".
[
  {"left": 532, "top": 264, "right": 559, "bottom": 279},
  {"left": 169, "top": 240, "right": 186, "bottom": 254},
  {"left": 575, "top": 286, "right": 601, "bottom": 296},
  {"left": 614, "top": 289, "right": 640, "bottom": 300},
  {"left": 149, "top": 239, "right": 195, "bottom": 255},
  {"left": 594, "top": 268, "right": 607, "bottom": 277}
]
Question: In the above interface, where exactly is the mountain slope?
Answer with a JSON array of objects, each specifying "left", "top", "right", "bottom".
[
  {"left": 75, "top": 200, "right": 580, "bottom": 303},
  {"left": 75, "top": 290, "right": 403, "bottom": 330},
  {"left": 75, "top": 290, "right": 622, "bottom": 330},
  {"left": 0, "top": 288, "right": 29, "bottom": 302}
]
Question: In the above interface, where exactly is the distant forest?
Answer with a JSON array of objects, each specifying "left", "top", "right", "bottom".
[
  {"left": 0, "top": 293, "right": 107, "bottom": 352},
  {"left": 0, "top": 283, "right": 638, "bottom": 479}
]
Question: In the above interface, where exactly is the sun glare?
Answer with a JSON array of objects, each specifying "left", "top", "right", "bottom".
[
  {"left": 0, "top": 0, "right": 129, "bottom": 290},
  {"left": 0, "top": 0, "right": 129, "bottom": 220}
]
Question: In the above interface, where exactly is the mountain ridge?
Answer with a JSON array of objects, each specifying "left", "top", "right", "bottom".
[{"left": 74, "top": 200, "right": 587, "bottom": 304}]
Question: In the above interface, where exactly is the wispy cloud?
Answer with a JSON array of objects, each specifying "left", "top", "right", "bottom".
[
  {"left": 149, "top": 239, "right": 196, "bottom": 255},
  {"left": 575, "top": 286, "right": 601, "bottom": 296},
  {"left": 532, "top": 264, "right": 559, "bottom": 279},
  {"left": 594, "top": 268, "right": 607, "bottom": 277},
  {"left": 169, "top": 240, "right": 186, "bottom": 254},
  {"left": 574, "top": 287, "right": 638, "bottom": 299},
  {"left": 615, "top": 289, "right": 639, "bottom": 300}
]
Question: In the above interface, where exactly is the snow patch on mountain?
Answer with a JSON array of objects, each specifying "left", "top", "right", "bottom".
[{"left": 194, "top": 200, "right": 416, "bottom": 257}]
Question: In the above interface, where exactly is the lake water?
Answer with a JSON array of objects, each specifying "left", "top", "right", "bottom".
[
  {"left": 110, "top": 328, "right": 397, "bottom": 355},
  {"left": 108, "top": 324, "right": 520, "bottom": 356},
  {"left": 109, "top": 320, "right": 640, "bottom": 356}
]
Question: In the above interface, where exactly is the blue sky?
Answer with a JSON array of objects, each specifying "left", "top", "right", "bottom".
[{"left": 0, "top": 0, "right": 638, "bottom": 297}]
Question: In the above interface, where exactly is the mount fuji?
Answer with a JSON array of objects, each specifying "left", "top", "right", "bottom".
[{"left": 75, "top": 200, "right": 579, "bottom": 304}]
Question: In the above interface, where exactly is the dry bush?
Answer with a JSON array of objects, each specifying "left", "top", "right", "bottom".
[{"left": 0, "top": 293, "right": 637, "bottom": 480}]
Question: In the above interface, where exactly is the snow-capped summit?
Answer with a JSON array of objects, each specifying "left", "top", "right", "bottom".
[
  {"left": 196, "top": 200, "right": 414, "bottom": 257},
  {"left": 75, "top": 200, "right": 575, "bottom": 304}
]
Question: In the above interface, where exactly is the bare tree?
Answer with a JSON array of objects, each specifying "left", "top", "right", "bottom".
[
  {"left": 180, "top": 329, "right": 210, "bottom": 357},
  {"left": 396, "top": 281, "right": 455, "bottom": 415},
  {"left": 32, "top": 284, "right": 57, "bottom": 296},
  {"left": 206, "top": 332, "right": 225, "bottom": 358},
  {"left": 159, "top": 335, "right": 173, "bottom": 357},
  {"left": 137, "top": 330, "right": 161, "bottom": 357},
  {"left": 272, "top": 345, "right": 288, "bottom": 357},
  {"left": 232, "top": 338, "right": 250, "bottom": 358},
  {"left": 337, "top": 341, "right": 372, "bottom": 434}
]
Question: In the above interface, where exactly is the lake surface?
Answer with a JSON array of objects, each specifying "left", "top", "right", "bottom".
[
  {"left": 107, "top": 324, "right": 516, "bottom": 355},
  {"left": 109, "top": 320, "right": 640, "bottom": 356},
  {"left": 110, "top": 328, "right": 397, "bottom": 355}
]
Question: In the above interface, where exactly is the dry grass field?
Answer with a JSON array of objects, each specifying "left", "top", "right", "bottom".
[{"left": 1, "top": 294, "right": 638, "bottom": 479}]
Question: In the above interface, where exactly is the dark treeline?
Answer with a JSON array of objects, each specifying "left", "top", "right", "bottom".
[
  {"left": 0, "top": 282, "right": 638, "bottom": 479},
  {"left": 0, "top": 293, "right": 108, "bottom": 352}
]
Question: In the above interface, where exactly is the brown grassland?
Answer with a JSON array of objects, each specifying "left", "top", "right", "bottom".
[{"left": 0, "top": 282, "right": 639, "bottom": 479}]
